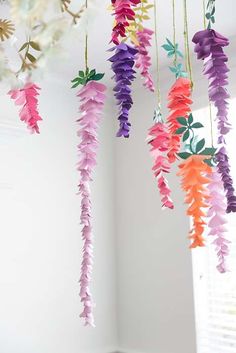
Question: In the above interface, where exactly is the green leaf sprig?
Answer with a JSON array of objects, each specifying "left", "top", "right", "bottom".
[
  {"left": 71, "top": 68, "right": 105, "bottom": 88},
  {"left": 206, "top": 0, "right": 216, "bottom": 29},
  {"left": 176, "top": 113, "right": 216, "bottom": 166},
  {"left": 18, "top": 40, "right": 41, "bottom": 72},
  {"left": 162, "top": 38, "right": 187, "bottom": 79}
]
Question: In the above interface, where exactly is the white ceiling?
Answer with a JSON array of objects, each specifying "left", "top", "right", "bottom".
[{"left": 1, "top": 0, "right": 236, "bottom": 83}]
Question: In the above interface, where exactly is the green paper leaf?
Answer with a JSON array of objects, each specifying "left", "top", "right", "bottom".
[
  {"left": 71, "top": 82, "right": 80, "bottom": 88},
  {"left": 166, "top": 38, "right": 174, "bottom": 48},
  {"left": 204, "top": 158, "right": 213, "bottom": 166},
  {"left": 19, "top": 42, "right": 28, "bottom": 52},
  {"left": 200, "top": 147, "right": 217, "bottom": 156},
  {"left": 79, "top": 70, "right": 84, "bottom": 77},
  {"left": 89, "top": 69, "right": 96, "bottom": 77},
  {"left": 71, "top": 77, "right": 80, "bottom": 83},
  {"left": 92, "top": 73, "right": 105, "bottom": 81},
  {"left": 188, "top": 113, "right": 193, "bottom": 125},
  {"left": 183, "top": 130, "right": 190, "bottom": 142},
  {"left": 175, "top": 127, "right": 186, "bottom": 135},
  {"left": 191, "top": 122, "right": 204, "bottom": 128},
  {"left": 196, "top": 138, "right": 205, "bottom": 153},
  {"left": 177, "top": 117, "right": 188, "bottom": 126},
  {"left": 162, "top": 44, "right": 172, "bottom": 51},
  {"left": 178, "top": 152, "right": 192, "bottom": 160},
  {"left": 29, "top": 41, "right": 41, "bottom": 51},
  {"left": 26, "top": 53, "right": 36, "bottom": 62}
]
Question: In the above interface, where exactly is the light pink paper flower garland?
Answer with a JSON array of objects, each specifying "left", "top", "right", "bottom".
[
  {"left": 207, "top": 170, "right": 230, "bottom": 273},
  {"left": 8, "top": 82, "right": 42, "bottom": 133},
  {"left": 71, "top": 69, "right": 107, "bottom": 326}
]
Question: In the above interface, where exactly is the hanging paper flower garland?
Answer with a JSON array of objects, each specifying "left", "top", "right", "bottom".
[
  {"left": 147, "top": 110, "right": 174, "bottom": 209},
  {"left": 8, "top": 83, "right": 42, "bottom": 133},
  {"left": 192, "top": 0, "right": 236, "bottom": 213},
  {"left": 125, "top": 0, "right": 154, "bottom": 92},
  {"left": 108, "top": 43, "right": 138, "bottom": 138},
  {"left": 162, "top": 39, "right": 192, "bottom": 164},
  {"left": 135, "top": 28, "right": 154, "bottom": 92},
  {"left": 109, "top": 0, "right": 141, "bottom": 138},
  {"left": 176, "top": 112, "right": 216, "bottom": 247},
  {"left": 207, "top": 170, "right": 230, "bottom": 273},
  {"left": 71, "top": 69, "right": 106, "bottom": 327}
]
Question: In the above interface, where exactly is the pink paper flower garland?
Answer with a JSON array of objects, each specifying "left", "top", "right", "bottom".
[
  {"left": 8, "top": 82, "right": 42, "bottom": 133},
  {"left": 207, "top": 170, "right": 230, "bottom": 273},
  {"left": 147, "top": 115, "right": 174, "bottom": 209},
  {"left": 77, "top": 80, "right": 107, "bottom": 327},
  {"left": 135, "top": 28, "right": 155, "bottom": 92}
]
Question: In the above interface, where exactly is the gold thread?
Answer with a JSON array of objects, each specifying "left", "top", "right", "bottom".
[
  {"left": 172, "top": 0, "right": 177, "bottom": 66},
  {"left": 203, "top": 0, "right": 214, "bottom": 147},
  {"left": 153, "top": 0, "right": 161, "bottom": 107},
  {"left": 183, "top": 0, "right": 193, "bottom": 87}
]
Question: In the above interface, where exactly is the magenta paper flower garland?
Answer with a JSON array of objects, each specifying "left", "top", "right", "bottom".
[
  {"left": 8, "top": 82, "right": 42, "bottom": 133},
  {"left": 207, "top": 170, "right": 230, "bottom": 273},
  {"left": 147, "top": 112, "right": 174, "bottom": 209},
  {"left": 75, "top": 79, "right": 106, "bottom": 326},
  {"left": 135, "top": 27, "right": 155, "bottom": 92},
  {"left": 192, "top": 29, "right": 236, "bottom": 213}
]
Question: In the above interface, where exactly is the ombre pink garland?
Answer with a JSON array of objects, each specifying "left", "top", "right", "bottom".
[
  {"left": 147, "top": 119, "right": 174, "bottom": 209},
  {"left": 135, "top": 28, "right": 155, "bottom": 92},
  {"left": 77, "top": 80, "right": 107, "bottom": 327},
  {"left": 8, "top": 82, "right": 42, "bottom": 133},
  {"left": 207, "top": 170, "right": 230, "bottom": 273}
]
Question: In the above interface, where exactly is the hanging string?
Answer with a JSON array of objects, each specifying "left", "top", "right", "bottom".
[
  {"left": 183, "top": 0, "right": 193, "bottom": 87},
  {"left": 153, "top": 0, "right": 161, "bottom": 108},
  {"left": 172, "top": 0, "right": 177, "bottom": 66},
  {"left": 203, "top": 0, "right": 214, "bottom": 147},
  {"left": 85, "top": 0, "right": 88, "bottom": 71}
]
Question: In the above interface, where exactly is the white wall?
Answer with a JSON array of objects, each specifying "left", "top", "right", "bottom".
[
  {"left": 0, "top": 79, "right": 118, "bottom": 353},
  {"left": 114, "top": 38, "right": 236, "bottom": 353},
  {"left": 114, "top": 79, "right": 196, "bottom": 353}
]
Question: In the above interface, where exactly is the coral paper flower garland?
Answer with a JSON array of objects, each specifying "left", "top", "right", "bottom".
[
  {"left": 192, "top": 29, "right": 236, "bottom": 213},
  {"left": 8, "top": 82, "right": 42, "bottom": 133},
  {"left": 178, "top": 155, "right": 212, "bottom": 248},
  {"left": 207, "top": 170, "right": 230, "bottom": 273},
  {"left": 147, "top": 113, "right": 174, "bottom": 209},
  {"left": 166, "top": 77, "right": 192, "bottom": 163},
  {"left": 135, "top": 28, "right": 155, "bottom": 92},
  {"left": 76, "top": 80, "right": 107, "bottom": 326},
  {"left": 109, "top": 43, "right": 138, "bottom": 137}
]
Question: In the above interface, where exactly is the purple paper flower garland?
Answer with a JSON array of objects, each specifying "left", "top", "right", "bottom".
[
  {"left": 192, "top": 29, "right": 236, "bottom": 213},
  {"left": 109, "top": 43, "right": 138, "bottom": 137}
]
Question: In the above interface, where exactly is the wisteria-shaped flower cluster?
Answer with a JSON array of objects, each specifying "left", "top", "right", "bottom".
[
  {"left": 192, "top": 29, "right": 236, "bottom": 213},
  {"left": 207, "top": 170, "right": 230, "bottom": 273},
  {"left": 135, "top": 27, "right": 154, "bottom": 92},
  {"left": 77, "top": 80, "right": 107, "bottom": 327},
  {"left": 111, "top": 0, "right": 141, "bottom": 44},
  {"left": 178, "top": 155, "right": 212, "bottom": 248},
  {"left": 147, "top": 118, "right": 174, "bottom": 209},
  {"left": 8, "top": 82, "right": 42, "bottom": 133},
  {"left": 166, "top": 77, "right": 192, "bottom": 163},
  {"left": 109, "top": 43, "right": 138, "bottom": 137}
]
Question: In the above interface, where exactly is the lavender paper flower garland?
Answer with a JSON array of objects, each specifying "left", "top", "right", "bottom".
[
  {"left": 109, "top": 43, "right": 138, "bottom": 138},
  {"left": 192, "top": 29, "right": 236, "bottom": 213}
]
